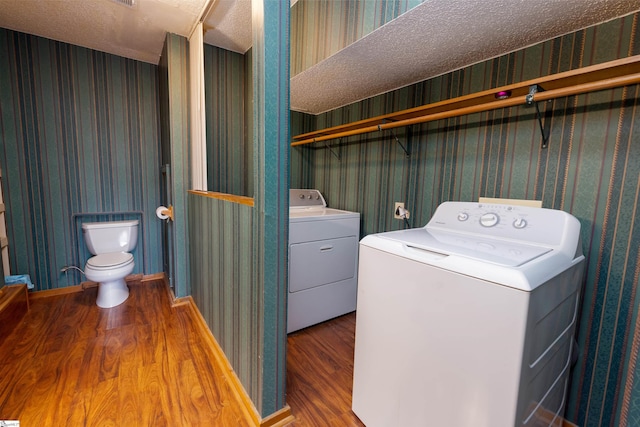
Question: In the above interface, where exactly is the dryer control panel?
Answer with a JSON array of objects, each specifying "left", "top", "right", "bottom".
[{"left": 290, "top": 189, "right": 327, "bottom": 208}]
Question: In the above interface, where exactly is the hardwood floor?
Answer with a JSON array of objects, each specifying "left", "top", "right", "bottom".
[
  {"left": 286, "top": 313, "right": 365, "bottom": 427},
  {"left": 0, "top": 280, "right": 363, "bottom": 426},
  {"left": 0, "top": 280, "right": 252, "bottom": 426}
]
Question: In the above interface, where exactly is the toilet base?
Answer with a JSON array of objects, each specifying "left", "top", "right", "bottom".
[{"left": 96, "top": 279, "right": 130, "bottom": 308}]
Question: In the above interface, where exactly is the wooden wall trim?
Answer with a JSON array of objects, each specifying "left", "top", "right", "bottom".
[
  {"left": 182, "top": 294, "right": 257, "bottom": 425},
  {"left": 140, "top": 272, "right": 165, "bottom": 282},
  {"left": 180, "top": 292, "right": 294, "bottom": 426},
  {"left": 161, "top": 273, "right": 295, "bottom": 424},
  {"left": 188, "top": 190, "right": 255, "bottom": 207},
  {"left": 28, "top": 283, "right": 91, "bottom": 300},
  {"left": 259, "top": 405, "right": 296, "bottom": 427},
  {"left": 29, "top": 273, "right": 160, "bottom": 300}
]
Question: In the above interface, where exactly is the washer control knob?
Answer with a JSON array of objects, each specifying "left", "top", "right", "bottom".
[
  {"left": 480, "top": 212, "right": 499, "bottom": 227},
  {"left": 299, "top": 194, "right": 305, "bottom": 199},
  {"left": 307, "top": 195, "right": 312, "bottom": 199},
  {"left": 457, "top": 212, "right": 469, "bottom": 221},
  {"left": 513, "top": 218, "right": 527, "bottom": 229}
]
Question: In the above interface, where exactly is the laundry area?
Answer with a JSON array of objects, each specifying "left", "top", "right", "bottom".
[
  {"left": 351, "top": 201, "right": 585, "bottom": 427},
  {"left": 288, "top": 189, "right": 360, "bottom": 333},
  {"left": 0, "top": 1, "right": 639, "bottom": 426},
  {"left": 286, "top": 195, "right": 587, "bottom": 426}
]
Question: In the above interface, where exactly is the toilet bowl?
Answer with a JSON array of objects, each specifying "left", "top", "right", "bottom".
[
  {"left": 84, "top": 252, "right": 135, "bottom": 308},
  {"left": 82, "top": 220, "right": 139, "bottom": 308}
]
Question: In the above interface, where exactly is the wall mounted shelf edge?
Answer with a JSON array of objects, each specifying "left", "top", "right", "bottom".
[
  {"left": 188, "top": 190, "right": 255, "bottom": 207},
  {"left": 291, "top": 55, "right": 640, "bottom": 148}
]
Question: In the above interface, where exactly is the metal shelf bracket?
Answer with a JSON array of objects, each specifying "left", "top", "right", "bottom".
[
  {"left": 378, "top": 123, "right": 410, "bottom": 157},
  {"left": 526, "top": 84, "right": 552, "bottom": 149},
  {"left": 324, "top": 140, "right": 341, "bottom": 160}
]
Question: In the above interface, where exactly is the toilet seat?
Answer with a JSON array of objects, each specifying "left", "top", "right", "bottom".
[{"left": 86, "top": 252, "right": 134, "bottom": 270}]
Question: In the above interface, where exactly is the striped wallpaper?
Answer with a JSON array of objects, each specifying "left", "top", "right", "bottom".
[
  {"left": 159, "top": 33, "right": 191, "bottom": 298},
  {"left": 190, "top": 2, "right": 290, "bottom": 417},
  {"left": 204, "top": 44, "right": 252, "bottom": 197},
  {"left": 290, "top": 12, "right": 639, "bottom": 427},
  {"left": 0, "top": 28, "right": 163, "bottom": 291},
  {"left": 252, "top": 1, "right": 290, "bottom": 416},
  {"left": 188, "top": 193, "right": 259, "bottom": 408},
  {"left": 2, "top": 3, "right": 637, "bottom": 425}
]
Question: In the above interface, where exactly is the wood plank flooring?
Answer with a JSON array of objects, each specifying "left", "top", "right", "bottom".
[
  {"left": 0, "top": 280, "right": 363, "bottom": 426},
  {"left": 0, "top": 280, "right": 253, "bottom": 426},
  {"left": 285, "top": 313, "right": 365, "bottom": 426}
]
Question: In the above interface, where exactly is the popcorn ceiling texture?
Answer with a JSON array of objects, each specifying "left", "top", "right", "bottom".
[
  {"left": 203, "top": 0, "right": 252, "bottom": 54},
  {"left": 0, "top": 0, "right": 638, "bottom": 110},
  {"left": 290, "top": 0, "right": 640, "bottom": 114}
]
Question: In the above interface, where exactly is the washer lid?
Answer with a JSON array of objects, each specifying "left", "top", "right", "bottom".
[
  {"left": 375, "top": 228, "right": 551, "bottom": 267},
  {"left": 87, "top": 252, "right": 133, "bottom": 269}
]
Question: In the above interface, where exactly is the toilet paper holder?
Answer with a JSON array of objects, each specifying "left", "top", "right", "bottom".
[{"left": 156, "top": 205, "right": 174, "bottom": 222}]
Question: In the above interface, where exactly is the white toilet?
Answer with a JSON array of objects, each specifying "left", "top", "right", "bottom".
[{"left": 81, "top": 219, "right": 139, "bottom": 308}]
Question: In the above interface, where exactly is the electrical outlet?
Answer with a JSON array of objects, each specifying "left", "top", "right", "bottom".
[{"left": 394, "top": 202, "right": 405, "bottom": 219}]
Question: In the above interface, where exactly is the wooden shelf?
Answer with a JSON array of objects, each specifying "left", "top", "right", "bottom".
[
  {"left": 188, "top": 190, "right": 255, "bottom": 207},
  {"left": 292, "top": 55, "right": 640, "bottom": 147}
]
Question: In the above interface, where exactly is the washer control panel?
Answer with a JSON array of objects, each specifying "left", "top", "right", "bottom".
[
  {"left": 427, "top": 201, "right": 570, "bottom": 246},
  {"left": 453, "top": 204, "right": 530, "bottom": 230}
]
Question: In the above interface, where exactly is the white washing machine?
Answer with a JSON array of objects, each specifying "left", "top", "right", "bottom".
[
  {"left": 288, "top": 189, "right": 360, "bottom": 333},
  {"left": 352, "top": 201, "right": 585, "bottom": 427}
]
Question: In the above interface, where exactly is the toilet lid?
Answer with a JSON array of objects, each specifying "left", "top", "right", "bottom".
[{"left": 87, "top": 252, "right": 134, "bottom": 269}]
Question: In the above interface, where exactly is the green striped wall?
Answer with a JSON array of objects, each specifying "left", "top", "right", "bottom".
[
  {"left": 0, "top": 28, "right": 163, "bottom": 290},
  {"left": 251, "top": 0, "right": 290, "bottom": 416},
  {"left": 188, "top": 194, "right": 259, "bottom": 405},
  {"left": 158, "top": 33, "right": 191, "bottom": 298},
  {"left": 204, "top": 44, "right": 252, "bottom": 196},
  {"left": 290, "top": 0, "right": 423, "bottom": 76},
  {"left": 190, "top": 1, "right": 290, "bottom": 417},
  {"left": 291, "top": 12, "right": 639, "bottom": 427}
]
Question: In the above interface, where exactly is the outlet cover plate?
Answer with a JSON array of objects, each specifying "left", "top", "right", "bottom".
[{"left": 394, "top": 202, "right": 405, "bottom": 219}]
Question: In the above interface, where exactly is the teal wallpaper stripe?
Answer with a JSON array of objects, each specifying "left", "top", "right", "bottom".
[
  {"left": 158, "top": 33, "right": 190, "bottom": 298},
  {"left": 203, "top": 44, "right": 251, "bottom": 196},
  {"left": 623, "top": 284, "right": 640, "bottom": 427},
  {"left": 0, "top": 28, "right": 163, "bottom": 290},
  {"left": 291, "top": 12, "right": 639, "bottom": 427},
  {"left": 252, "top": 0, "right": 290, "bottom": 416},
  {"left": 188, "top": 194, "right": 259, "bottom": 407},
  {"left": 191, "top": 1, "right": 290, "bottom": 417}
]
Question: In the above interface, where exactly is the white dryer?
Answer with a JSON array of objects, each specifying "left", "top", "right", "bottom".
[
  {"left": 352, "top": 201, "right": 585, "bottom": 427},
  {"left": 288, "top": 189, "right": 360, "bottom": 333}
]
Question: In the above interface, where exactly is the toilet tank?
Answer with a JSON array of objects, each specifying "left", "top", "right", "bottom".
[{"left": 82, "top": 220, "right": 139, "bottom": 255}]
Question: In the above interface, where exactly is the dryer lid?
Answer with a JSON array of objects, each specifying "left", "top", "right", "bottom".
[{"left": 87, "top": 252, "right": 133, "bottom": 268}]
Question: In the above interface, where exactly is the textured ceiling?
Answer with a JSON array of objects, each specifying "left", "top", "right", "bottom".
[
  {"left": 0, "top": 0, "right": 638, "bottom": 114},
  {"left": 290, "top": 0, "right": 640, "bottom": 114},
  {"left": 0, "top": 0, "right": 208, "bottom": 64},
  {"left": 203, "top": 0, "right": 252, "bottom": 53}
]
